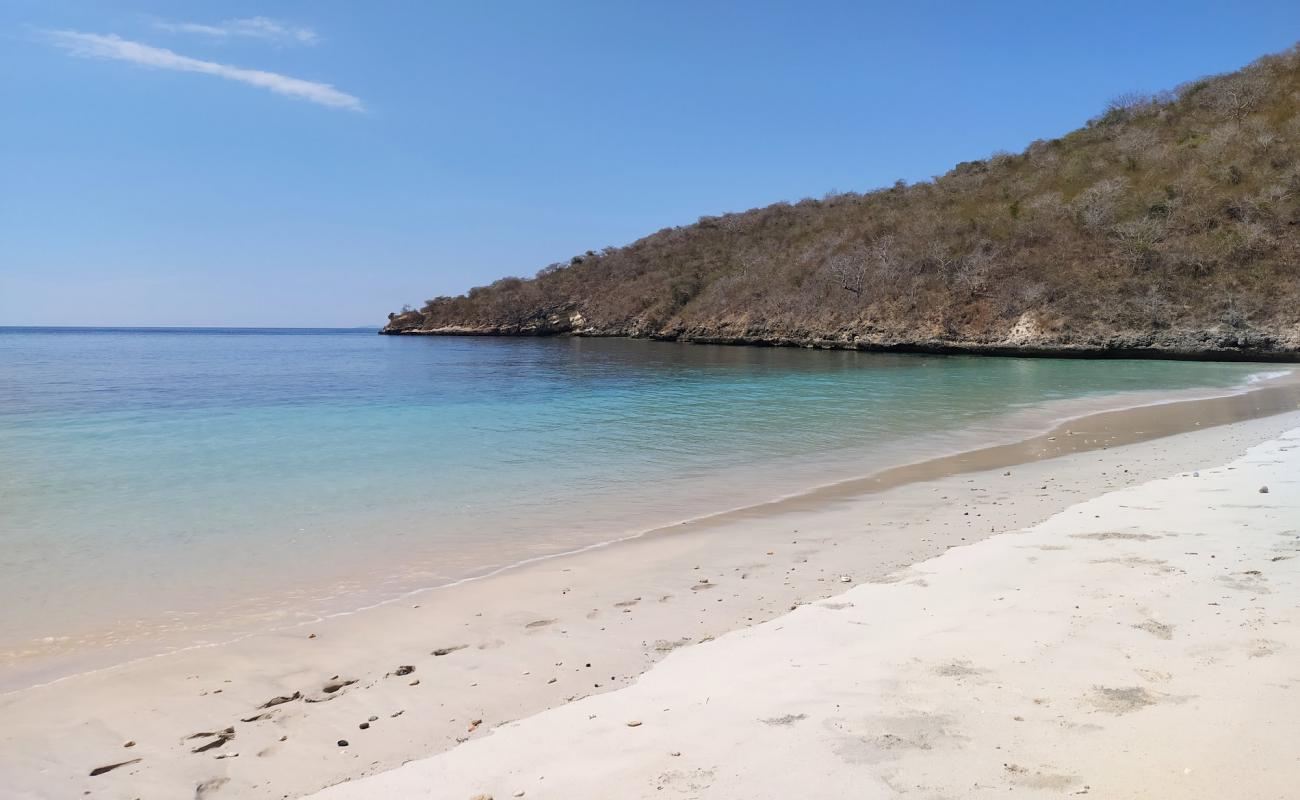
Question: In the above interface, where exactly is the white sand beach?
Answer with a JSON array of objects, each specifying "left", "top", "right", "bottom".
[
  {"left": 312, "top": 417, "right": 1300, "bottom": 799},
  {"left": 3, "top": 399, "right": 1299, "bottom": 799}
]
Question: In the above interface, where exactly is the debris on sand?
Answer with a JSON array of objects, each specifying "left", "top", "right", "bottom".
[
  {"left": 89, "top": 758, "right": 141, "bottom": 776},
  {"left": 258, "top": 691, "right": 302, "bottom": 709},
  {"left": 189, "top": 728, "right": 235, "bottom": 754},
  {"left": 186, "top": 727, "right": 234, "bottom": 740}
]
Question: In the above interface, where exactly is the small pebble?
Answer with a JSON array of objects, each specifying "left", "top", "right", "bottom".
[
  {"left": 337, "top": 740, "right": 349, "bottom": 747},
  {"left": 626, "top": 720, "right": 642, "bottom": 727},
  {"left": 359, "top": 722, "right": 369, "bottom": 730},
  {"left": 1260, "top": 486, "right": 1270, "bottom": 494}
]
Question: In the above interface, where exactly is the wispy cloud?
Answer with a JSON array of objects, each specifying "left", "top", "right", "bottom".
[
  {"left": 45, "top": 30, "right": 362, "bottom": 111},
  {"left": 153, "top": 17, "right": 318, "bottom": 46}
]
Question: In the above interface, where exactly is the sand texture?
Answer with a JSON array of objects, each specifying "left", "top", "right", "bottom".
[{"left": 311, "top": 421, "right": 1300, "bottom": 799}]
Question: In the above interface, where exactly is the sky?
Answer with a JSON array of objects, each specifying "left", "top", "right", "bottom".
[{"left": 3, "top": 1, "right": 1299, "bottom": 327}]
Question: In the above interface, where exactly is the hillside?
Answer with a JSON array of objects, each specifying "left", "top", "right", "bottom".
[{"left": 383, "top": 47, "right": 1300, "bottom": 360}]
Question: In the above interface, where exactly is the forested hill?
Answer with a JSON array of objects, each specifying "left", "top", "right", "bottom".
[{"left": 384, "top": 46, "right": 1300, "bottom": 360}]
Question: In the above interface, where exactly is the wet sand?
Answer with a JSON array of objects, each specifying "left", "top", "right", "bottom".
[{"left": 2, "top": 378, "right": 1299, "bottom": 799}]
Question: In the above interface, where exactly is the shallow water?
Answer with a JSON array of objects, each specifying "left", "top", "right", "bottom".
[{"left": 0, "top": 327, "right": 1280, "bottom": 675}]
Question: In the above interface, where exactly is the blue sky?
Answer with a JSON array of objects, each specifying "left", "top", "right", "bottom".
[{"left": 3, "top": 1, "right": 1299, "bottom": 327}]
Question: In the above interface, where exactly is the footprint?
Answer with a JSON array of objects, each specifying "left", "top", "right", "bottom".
[
  {"left": 195, "top": 777, "right": 230, "bottom": 798},
  {"left": 1088, "top": 686, "right": 1161, "bottom": 714},
  {"left": 1004, "top": 764, "right": 1080, "bottom": 791},
  {"left": 933, "top": 659, "right": 984, "bottom": 678},
  {"left": 655, "top": 768, "right": 716, "bottom": 793},
  {"left": 1216, "top": 575, "right": 1271, "bottom": 594},
  {"left": 1132, "top": 620, "right": 1173, "bottom": 640},
  {"left": 828, "top": 713, "right": 962, "bottom": 765},
  {"left": 1248, "top": 639, "right": 1281, "bottom": 658},
  {"left": 653, "top": 637, "right": 692, "bottom": 652}
]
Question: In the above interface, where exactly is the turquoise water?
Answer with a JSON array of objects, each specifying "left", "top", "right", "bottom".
[{"left": 0, "top": 327, "right": 1279, "bottom": 678}]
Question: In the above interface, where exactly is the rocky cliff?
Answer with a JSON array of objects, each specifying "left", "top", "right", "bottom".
[{"left": 385, "top": 46, "right": 1300, "bottom": 361}]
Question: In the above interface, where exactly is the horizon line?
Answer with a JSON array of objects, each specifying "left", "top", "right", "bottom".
[{"left": 0, "top": 324, "right": 381, "bottom": 330}]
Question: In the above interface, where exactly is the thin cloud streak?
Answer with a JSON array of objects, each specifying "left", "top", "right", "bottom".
[
  {"left": 154, "top": 17, "right": 319, "bottom": 46},
  {"left": 46, "top": 30, "right": 362, "bottom": 111}
]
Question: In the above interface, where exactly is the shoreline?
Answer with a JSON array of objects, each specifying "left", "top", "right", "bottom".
[
  {"left": 313, "top": 417, "right": 1300, "bottom": 800},
  {"left": 379, "top": 328, "right": 1300, "bottom": 363},
  {"left": 4, "top": 369, "right": 1296, "bottom": 693},
  {"left": 2, "top": 384, "right": 1299, "bottom": 798}
]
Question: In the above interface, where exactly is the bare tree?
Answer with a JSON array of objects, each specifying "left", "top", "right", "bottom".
[
  {"left": 1106, "top": 91, "right": 1154, "bottom": 118},
  {"left": 1112, "top": 218, "right": 1166, "bottom": 267},
  {"left": 1073, "top": 177, "right": 1128, "bottom": 232},
  {"left": 924, "top": 240, "right": 958, "bottom": 275},
  {"left": 954, "top": 241, "right": 998, "bottom": 294},
  {"left": 1199, "top": 72, "right": 1269, "bottom": 122},
  {"left": 827, "top": 249, "right": 869, "bottom": 296},
  {"left": 869, "top": 235, "right": 901, "bottom": 283}
]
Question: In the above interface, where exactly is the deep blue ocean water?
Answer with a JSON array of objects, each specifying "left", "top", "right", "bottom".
[{"left": 0, "top": 327, "right": 1278, "bottom": 676}]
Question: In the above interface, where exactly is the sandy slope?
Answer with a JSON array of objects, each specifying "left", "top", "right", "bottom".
[
  {"left": 4, "top": 405, "right": 1298, "bottom": 800},
  {"left": 311, "top": 424, "right": 1300, "bottom": 799}
]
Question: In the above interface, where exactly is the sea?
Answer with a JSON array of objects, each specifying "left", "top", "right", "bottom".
[{"left": 0, "top": 326, "right": 1284, "bottom": 686}]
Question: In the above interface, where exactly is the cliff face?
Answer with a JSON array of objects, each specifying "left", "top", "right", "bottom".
[{"left": 385, "top": 46, "right": 1300, "bottom": 361}]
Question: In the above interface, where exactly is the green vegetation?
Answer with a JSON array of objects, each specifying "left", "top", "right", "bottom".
[{"left": 386, "top": 46, "right": 1300, "bottom": 357}]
